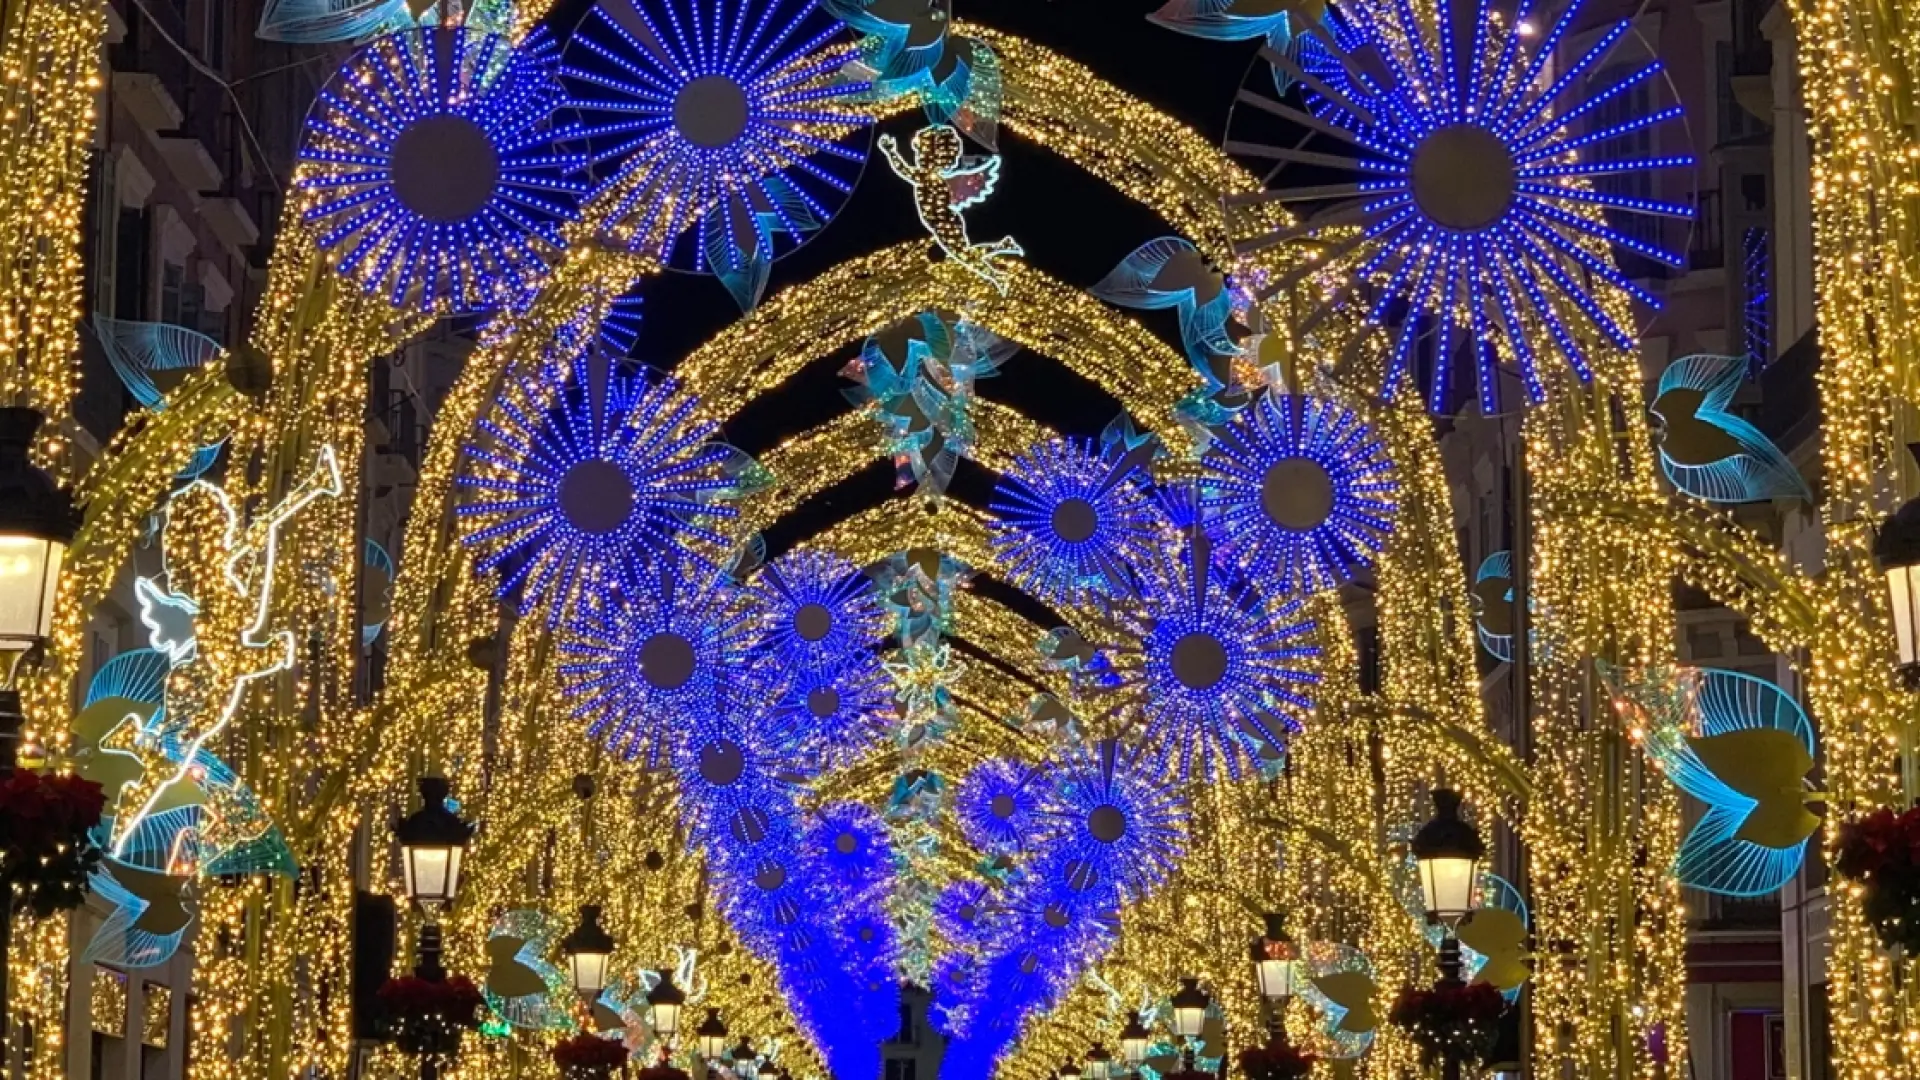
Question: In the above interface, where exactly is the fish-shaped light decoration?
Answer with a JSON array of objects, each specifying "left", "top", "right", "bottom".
[
  {"left": 1470, "top": 551, "right": 1523, "bottom": 663},
  {"left": 1295, "top": 941, "right": 1377, "bottom": 1059},
  {"left": 484, "top": 909, "right": 574, "bottom": 1031},
  {"left": 91, "top": 315, "right": 228, "bottom": 481},
  {"left": 1648, "top": 353, "right": 1810, "bottom": 504},
  {"left": 1091, "top": 237, "right": 1240, "bottom": 370},
  {"left": 1148, "top": 0, "right": 1328, "bottom": 92},
  {"left": 1605, "top": 663, "right": 1821, "bottom": 897}
]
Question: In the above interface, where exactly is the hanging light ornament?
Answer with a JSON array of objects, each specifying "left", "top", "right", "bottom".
[
  {"left": 1222, "top": 0, "right": 1691, "bottom": 410},
  {"left": 297, "top": 26, "right": 586, "bottom": 314}
]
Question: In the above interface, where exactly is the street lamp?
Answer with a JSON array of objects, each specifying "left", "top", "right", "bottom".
[
  {"left": 395, "top": 776, "right": 474, "bottom": 918},
  {"left": 1057, "top": 1060, "right": 1081, "bottom": 1080},
  {"left": 1251, "top": 912, "right": 1298, "bottom": 1041},
  {"left": 729, "top": 1038, "right": 758, "bottom": 1080},
  {"left": 695, "top": 1009, "right": 729, "bottom": 1062},
  {"left": 1412, "top": 789, "right": 1488, "bottom": 1080},
  {"left": 1411, "top": 789, "right": 1484, "bottom": 929},
  {"left": 646, "top": 970, "right": 686, "bottom": 1042},
  {"left": 1119, "top": 1011, "right": 1151, "bottom": 1071},
  {"left": 0, "top": 406, "right": 77, "bottom": 1080},
  {"left": 1085, "top": 1044, "right": 1113, "bottom": 1080},
  {"left": 1875, "top": 468, "right": 1920, "bottom": 686},
  {"left": 1169, "top": 977, "right": 1209, "bottom": 1072},
  {"left": 561, "top": 905, "right": 615, "bottom": 997}
]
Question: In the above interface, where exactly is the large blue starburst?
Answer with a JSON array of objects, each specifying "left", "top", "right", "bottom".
[
  {"left": 458, "top": 354, "right": 750, "bottom": 619},
  {"left": 298, "top": 26, "right": 586, "bottom": 314},
  {"left": 557, "top": 561, "right": 762, "bottom": 765},
  {"left": 671, "top": 704, "right": 816, "bottom": 850},
  {"left": 752, "top": 549, "right": 886, "bottom": 674},
  {"left": 562, "top": 0, "right": 872, "bottom": 278},
  {"left": 989, "top": 436, "right": 1160, "bottom": 607},
  {"left": 1031, "top": 740, "right": 1187, "bottom": 903},
  {"left": 1097, "top": 531, "right": 1319, "bottom": 779},
  {"left": 1226, "top": 0, "right": 1692, "bottom": 409},
  {"left": 1200, "top": 391, "right": 1397, "bottom": 592},
  {"left": 803, "top": 802, "right": 894, "bottom": 899},
  {"left": 954, "top": 758, "right": 1044, "bottom": 855}
]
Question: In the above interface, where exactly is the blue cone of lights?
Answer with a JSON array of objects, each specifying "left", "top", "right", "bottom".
[
  {"left": 1229, "top": 0, "right": 1692, "bottom": 409},
  {"left": 457, "top": 354, "right": 748, "bottom": 621},
  {"left": 562, "top": 0, "right": 872, "bottom": 274},
  {"left": 298, "top": 26, "right": 586, "bottom": 314},
  {"left": 1199, "top": 390, "right": 1397, "bottom": 592}
]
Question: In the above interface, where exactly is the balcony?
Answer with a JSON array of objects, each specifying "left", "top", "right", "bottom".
[
  {"left": 201, "top": 196, "right": 259, "bottom": 254},
  {"left": 112, "top": 71, "right": 181, "bottom": 134},
  {"left": 157, "top": 136, "right": 222, "bottom": 193},
  {"left": 1689, "top": 188, "right": 1725, "bottom": 271}
]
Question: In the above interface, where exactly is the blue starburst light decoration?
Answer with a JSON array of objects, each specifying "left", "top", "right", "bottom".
[
  {"left": 1031, "top": 740, "right": 1188, "bottom": 902},
  {"left": 1225, "top": 0, "right": 1692, "bottom": 410},
  {"left": 1096, "top": 532, "right": 1319, "bottom": 779},
  {"left": 989, "top": 435, "right": 1159, "bottom": 607},
  {"left": 1199, "top": 390, "right": 1397, "bottom": 592},
  {"left": 769, "top": 654, "right": 896, "bottom": 770},
  {"left": 458, "top": 354, "right": 755, "bottom": 619},
  {"left": 562, "top": 0, "right": 872, "bottom": 287},
  {"left": 752, "top": 549, "right": 886, "bottom": 674},
  {"left": 804, "top": 802, "right": 893, "bottom": 897},
  {"left": 954, "top": 758, "right": 1044, "bottom": 855},
  {"left": 299, "top": 27, "right": 586, "bottom": 314},
  {"left": 558, "top": 561, "right": 763, "bottom": 765},
  {"left": 671, "top": 705, "right": 816, "bottom": 850}
]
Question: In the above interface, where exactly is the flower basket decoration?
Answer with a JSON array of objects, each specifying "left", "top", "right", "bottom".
[
  {"left": 1387, "top": 982, "right": 1507, "bottom": 1071},
  {"left": 1238, "top": 1038, "right": 1317, "bottom": 1080},
  {"left": 633, "top": 1065, "right": 690, "bottom": 1080},
  {"left": 0, "top": 770, "right": 105, "bottom": 917},
  {"left": 552, "top": 1031, "right": 631, "bottom": 1080},
  {"left": 375, "top": 974, "right": 486, "bottom": 1056},
  {"left": 1833, "top": 805, "right": 1920, "bottom": 955}
]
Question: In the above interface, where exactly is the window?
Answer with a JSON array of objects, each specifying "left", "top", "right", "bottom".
[
  {"left": 159, "top": 262, "right": 184, "bottom": 324},
  {"left": 884, "top": 1061, "right": 917, "bottom": 1080},
  {"left": 1588, "top": 64, "right": 1662, "bottom": 256},
  {"left": 1715, "top": 42, "right": 1758, "bottom": 144},
  {"left": 115, "top": 208, "right": 151, "bottom": 320}
]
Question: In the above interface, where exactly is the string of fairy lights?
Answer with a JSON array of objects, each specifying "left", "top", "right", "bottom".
[{"left": 6, "top": 0, "right": 1918, "bottom": 1078}]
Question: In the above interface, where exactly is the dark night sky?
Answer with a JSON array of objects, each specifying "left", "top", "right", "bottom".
[{"left": 536, "top": 0, "right": 1270, "bottom": 557}]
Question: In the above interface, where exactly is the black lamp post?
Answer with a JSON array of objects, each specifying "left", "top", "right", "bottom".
[
  {"left": 1250, "top": 912, "right": 1298, "bottom": 1043},
  {"left": 1084, "top": 1043, "right": 1113, "bottom": 1080},
  {"left": 562, "top": 905, "right": 616, "bottom": 999},
  {"left": 1874, "top": 463, "right": 1920, "bottom": 689},
  {"left": 1119, "top": 1010, "right": 1151, "bottom": 1074},
  {"left": 695, "top": 1008, "right": 729, "bottom": 1063},
  {"left": 393, "top": 776, "right": 474, "bottom": 1080},
  {"left": 645, "top": 970, "right": 686, "bottom": 1051},
  {"left": 0, "top": 405, "right": 79, "bottom": 1069},
  {"left": 729, "top": 1038, "right": 758, "bottom": 1080},
  {"left": 1411, "top": 788, "right": 1487, "bottom": 1080},
  {"left": 1168, "top": 977, "right": 1210, "bottom": 1073}
]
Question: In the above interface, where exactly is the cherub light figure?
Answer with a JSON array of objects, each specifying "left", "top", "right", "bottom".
[
  {"left": 879, "top": 124, "right": 1022, "bottom": 293},
  {"left": 112, "top": 447, "right": 344, "bottom": 856}
]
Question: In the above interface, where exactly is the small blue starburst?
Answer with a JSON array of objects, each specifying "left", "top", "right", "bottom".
[
  {"left": 1227, "top": 0, "right": 1692, "bottom": 409},
  {"left": 298, "top": 26, "right": 586, "bottom": 314},
  {"left": 1200, "top": 391, "right": 1397, "bottom": 592},
  {"left": 989, "top": 436, "right": 1160, "bottom": 606},
  {"left": 457, "top": 354, "right": 749, "bottom": 619},
  {"left": 954, "top": 758, "right": 1044, "bottom": 855},
  {"left": 752, "top": 549, "right": 886, "bottom": 675},
  {"left": 672, "top": 705, "right": 814, "bottom": 850},
  {"left": 1097, "top": 531, "right": 1319, "bottom": 779},
  {"left": 769, "top": 654, "right": 896, "bottom": 769},
  {"left": 1031, "top": 740, "right": 1187, "bottom": 903},
  {"left": 562, "top": 0, "right": 871, "bottom": 278},
  {"left": 558, "top": 561, "right": 762, "bottom": 765},
  {"left": 804, "top": 802, "right": 894, "bottom": 899}
]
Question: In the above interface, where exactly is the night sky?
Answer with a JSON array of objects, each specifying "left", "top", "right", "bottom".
[{"left": 537, "top": 0, "right": 1270, "bottom": 558}]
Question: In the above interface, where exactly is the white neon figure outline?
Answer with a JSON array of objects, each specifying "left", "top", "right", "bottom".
[{"left": 114, "top": 446, "right": 345, "bottom": 856}]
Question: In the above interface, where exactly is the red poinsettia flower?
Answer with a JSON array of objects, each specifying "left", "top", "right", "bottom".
[
  {"left": 553, "top": 1031, "right": 631, "bottom": 1078},
  {"left": 1238, "top": 1038, "right": 1317, "bottom": 1080}
]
